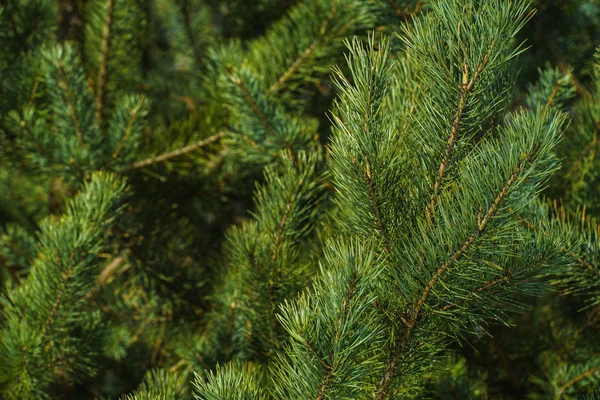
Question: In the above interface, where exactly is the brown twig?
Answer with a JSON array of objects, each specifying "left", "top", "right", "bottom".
[
  {"left": 95, "top": 0, "right": 115, "bottom": 124},
  {"left": 554, "top": 367, "right": 599, "bottom": 399},
  {"left": 426, "top": 39, "right": 494, "bottom": 224},
  {"left": 268, "top": 3, "right": 337, "bottom": 94},
  {"left": 317, "top": 275, "right": 357, "bottom": 400},
  {"left": 127, "top": 131, "right": 225, "bottom": 170}
]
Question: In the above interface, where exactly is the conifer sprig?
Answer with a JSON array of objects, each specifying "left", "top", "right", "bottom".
[
  {"left": 5, "top": 42, "right": 150, "bottom": 185},
  {"left": 325, "top": 2, "right": 568, "bottom": 396},
  {"left": 0, "top": 172, "right": 128, "bottom": 399},
  {"left": 272, "top": 239, "right": 387, "bottom": 399},
  {"left": 248, "top": 0, "right": 379, "bottom": 103},
  {"left": 193, "top": 361, "right": 266, "bottom": 399},
  {"left": 399, "top": 0, "right": 533, "bottom": 224},
  {"left": 218, "top": 68, "right": 318, "bottom": 168},
  {"left": 213, "top": 150, "right": 325, "bottom": 361}
]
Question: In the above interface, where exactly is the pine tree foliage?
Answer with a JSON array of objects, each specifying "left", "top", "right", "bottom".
[
  {"left": 525, "top": 65, "right": 576, "bottom": 113},
  {"left": 193, "top": 361, "right": 266, "bottom": 400},
  {"left": 127, "top": 368, "right": 190, "bottom": 400},
  {"left": 216, "top": 66, "right": 320, "bottom": 169},
  {"left": 5, "top": 44, "right": 150, "bottom": 184},
  {"left": 272, "top": 239, "right": 387, "bottom": 399},
  {"left": 0, "top": 172, "right": 128, "bottom": 399},
  {"left": 201, "top": 1, "right": 572, "bottom": 397},
  {"left": 0, "top": 224, "right": 37, "bottom": 280},
  {"left": 3, "top": 0, "right": 600, "bottom": 398},
  {"left": 245, "top": 0, "right": 379, "bottom": 105},
  {"left": 550, "top": 50, "right": 600, "bottom": 214},
  {"left": 192, "top": 150, "right": 326, "bottom": 368},
  {"left": 452, "top": 44, "right": 600, "bottom": 400},
  {"left": 329, "top": 21, "right": 568, "bottom": 396},
  {"left": 0, "top": 0, "right": 56, "bottom": 114},
  {"left": 539, "top": 204, "right": 600, "bottom": 308}
]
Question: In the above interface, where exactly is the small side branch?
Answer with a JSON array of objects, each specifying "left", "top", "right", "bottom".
[
  {"left": 95, "top": 0, "right": 115, "bottom": 124},
  {"left": 561, "top": 125, "right": 598, "bottom": 191},
  {"left": 350, "top": 156, "right": 394, "bottom": 257},
  {"left": 40, "top": 268, "right": 74, "bottom": 341},
  {"left": 317, "top": 275, "right": 357, "bottom": 400},
  {"left": 375, "top": 158, "right": 525, "bottom": 399},
  {"left": 104, "top": 95, "right": 145, "bottom": 169},
  {"left": 426, "top": 40, "right": 494, "bottom": 223},
  {"left": 127, "top": 131, "right": 225, "bottom": 170},
  {"left": 554, "top": 367, "right": 599, "bottom": 399},
  {"left": 268, "top": 3, "right": 337, "bottom": 95},
  {"left": 234, "top": 77, "right": 278, "bottom": 135},
  {"left": 56, "top": 62, "right": 86, "bottom": 145}
]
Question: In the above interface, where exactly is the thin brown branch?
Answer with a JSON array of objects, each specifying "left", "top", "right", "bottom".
[
  {"left": 234, "top": 77, "right": 278, "bottom": 134},
  {"left": 554, "top": 367, "right": 599, "bottom": 399},
  {"left": 127, "top": 131, "right": 225, "bottom": 170},
  {"left": 95, "top": 0, "right": 115, "bottom": 124},
  {"left": 573, "top": 254, "right": 600, "bottom": 276},
  {"left": 302, "top": 336, "right": 332, "bottom": 371},
  {"left": 225, "top": 302, "right": 236, "bottom": 362},
  {"left": 349, "top": 156, "right": 393, "bottom": 257},
  {"left": 56, "top": 61, "right": 86, "bottom": 145},
  {"left": 268, "top": 3, "right": 337, "bottom": 94},
  {"left": 546, "top": 77, "right": 564, "bottom": 108},
  {"left": 28, "top": 77, "right": 40, "bottom": 107},
  {"left": 317, "top": 275, "right": 357, "bottom": 399},
  {"left": 375, "top": 158, "right": 526, "bottom": 399},
  {"left": 19, "top": 120, "right": 53, "bottom": 162},
  {"left": 272, "top": 191, "right": 298, "bottom": 260},
  {"left": 40, "top": 268, "right": 73, "bottom": 341},
  {"left": 426, "top": 40, "right": 494, "bottom": 223},
  {"left": 317, "top": 373, "right": 333, "bottom": 400},
  {"left": 438, "top": 273, "right": 510, "bottom": 313},
  {"left": 400, "top": 104, "right": 416, "bottom": 138},
  {"left": 105, "top": 95, "right": 145, "bottom": 169}
]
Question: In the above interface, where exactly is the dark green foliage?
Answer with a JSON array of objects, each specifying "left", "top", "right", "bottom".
[
  {"left": 2, "top": 0, "right": 600, "bottom": 398},
  {"left": 0, "top": 172, "right": 128, "bottom": 399}
]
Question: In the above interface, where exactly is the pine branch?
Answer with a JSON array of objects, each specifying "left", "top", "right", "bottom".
[
  {"left": 272, "top": 191, "right": 296, "bottom": 260},
  {"left": 273, "top": 239, "right": 387, "bottom": 399},
  {"left": 95, "top": 0, "right": 115, "bottom": 124},
  {"left": 233, "top": 75, "right": 278, "bottom": 135},
  {"left": 39, "top": 267, "right": 73, "bottom": 341},
  {"left": 267, "top": 2, "right": 337, "bottom": 95},
  {"left": 0, "top": 172, "right": 128, "bottom": 398},
  {"left": 211, "top": 150, "right": 325, "bottom": 362},
  {"left": 248, "top": 0, "right": 380, "bottom": 106},
  {"left": 363, "top": 157, "right": 394, "bottom": 257},
  {"left": 330, "top": 35, "right": 398, "bottom": 259},
  {"left": 376, "top": 156, "right": 529, "bottom": 399},
  {"left": 193, "top": 361, "right": 266, "bottom": 399},
  {"left": 55, "top": 60, "right": 86, "bottom": 145},
  {"left": 561, "top": 127, "right": 598, "bottom": 191},
  {"left": 220, "top": 67, "right": 316, "bottom": 167},
  {"left": 105, "top": 94, "right": 146, "bottom": 169},
  {"left": 316, "top": 274, "right": 356, "bottom": 400},
  {"left": 555, "top": 367, "right": 600, "bottom": 399},
  {"left": 425, "top": 40, "right": 494, "bottom": 223},
  {"left": 18, "top": 118, "right": 53, "bottom": 163},
  {"left": 177, "top": 0, "right": 204, "bottom": 67},
  {"left": 128, "top": 131, "right": 225, "bottom": 170}
]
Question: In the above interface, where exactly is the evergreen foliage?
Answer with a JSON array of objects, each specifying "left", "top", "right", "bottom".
[{"left": 1, "top": 0, "right": 600, "bottom": 398}]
